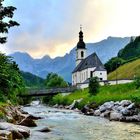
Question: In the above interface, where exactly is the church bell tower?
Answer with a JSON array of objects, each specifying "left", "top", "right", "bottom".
[{"left": 76, "top": 26, "right": 86, "bottom": 66}]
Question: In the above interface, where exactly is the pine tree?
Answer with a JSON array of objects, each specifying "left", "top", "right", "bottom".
[{"left": 0, "top": 0, "right": 19, "bottom": 44}]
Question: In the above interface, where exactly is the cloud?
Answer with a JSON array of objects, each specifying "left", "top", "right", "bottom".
[{"left": 2, "top": 0, "right": 140, "bottom": 58}]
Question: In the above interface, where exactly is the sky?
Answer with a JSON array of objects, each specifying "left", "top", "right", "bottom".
[{"left": 1, "top": 0, "right": 140, "bottom": 58}]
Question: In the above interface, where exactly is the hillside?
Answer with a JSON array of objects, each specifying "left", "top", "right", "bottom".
[
  {"left": 10, "top": 37, "right": 130, "bottom": 82},
  {"left": 108, "top": 58, "right": 140, "bottom": 80},
  {"left": 105, "top": 36, "right": 140, "bottom": 73},
  {"left": 118, "top": 36, "right": 140, "bottom": 60},
  {"left": 21, "top": 71, "right": 45, "bottom": 88}
]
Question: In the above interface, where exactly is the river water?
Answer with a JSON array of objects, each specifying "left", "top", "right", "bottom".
[{"left": 23, "top": 102, "right": 140, "bottom": 140}]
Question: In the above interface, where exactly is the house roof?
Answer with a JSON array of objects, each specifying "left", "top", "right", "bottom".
[{"left": 72, "top": 53, "right": 106, "bottom": 73}]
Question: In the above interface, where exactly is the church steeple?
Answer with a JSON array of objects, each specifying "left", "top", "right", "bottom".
[
  {"left": 76, "top": 26, "right": 86, "bottom": 66},
  {"left": 79, "top": 25, "right": 83, "bottom": 41},
  {"left": 77, "top": 25, "right": 86, "bottom": 49}
]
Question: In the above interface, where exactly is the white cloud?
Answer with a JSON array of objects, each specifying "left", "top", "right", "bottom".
[{"left": 3, "top": 0, "right": 140, "bottom": 58}]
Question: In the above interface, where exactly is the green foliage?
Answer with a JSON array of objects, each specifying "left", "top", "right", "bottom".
[
  {"left": 118, "top": 36, "right": 140, "bottom": 60},
  {"left": 89, "top": 77, "right": 100, "bottom": 95},
  {"left": 0, "top": 111, "right": 5, "bottom": 119},
  {"left": 0, "top": 0, "right": 19, "bottom": 43},
  {"left": 50, "top": 83, "right": 140, "bottom": 109},
  {"left": 134, "top": 76, "right": 140, "bottom": 89},
  {"left": 105, "top": 57, "right": 125, "bottom": 73},
  {"left": 45, "top": 73, "right": 68, "bottom": 88},
  {"left": 42, "top": 96, "right": 53, "bottom": 104},
  {"left": 106, "top": 36, "right": 140, "bottom": 74},
  {"left": 0, "top": 53, "right": 25, "bottom": 103},
  {"left": 130, "top": 95, "right": 140, "bottom": 106},
  {"left": 21, "top": 71, "right": 45, "bottom": 88}
]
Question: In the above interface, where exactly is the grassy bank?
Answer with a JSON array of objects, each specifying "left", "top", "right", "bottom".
[
  {"left": 49, "top": 83, "right": 140, "bottom": 109},
  {"left": 108, "top": 58, "right": 140, "bottom": 80}
]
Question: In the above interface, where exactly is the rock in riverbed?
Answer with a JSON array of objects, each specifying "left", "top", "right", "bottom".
[
  {"left": 0, "top": 122, "right": 30, "bottom": 139},
  {"left": 0, "top": 130, "right": 12, "bottom": 140},
  {"left": 0, "top": 103, "right": 43, "bottom": 139},
  {"left": 18, "top": 115, "right": 37, "bottom": 127},
  {"left": 38, "top": 127, "right": 51, "bottom": 133},
  {"left": 68, "top": 98, "right": 83, "bottom": 110},
  {"left": 93, "top": 100, "right": 140, "bottom": 122}
]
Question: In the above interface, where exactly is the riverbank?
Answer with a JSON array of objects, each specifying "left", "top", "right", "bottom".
[
  {"left": 52, "top": 100, "right": 140, "bottom": 122},
  {"left": 49, "top": 83, "right": 140, "bottom": 108},
  {"left": 0, "top": 102, "right": 41, "bottom": 139},
  {"left": 47, "top": 83, "right": 140, "bottom": 122}
]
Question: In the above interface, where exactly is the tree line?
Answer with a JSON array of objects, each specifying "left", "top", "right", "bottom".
[{"left": 105, "top": 36, "right": 140, "bottom": 73}]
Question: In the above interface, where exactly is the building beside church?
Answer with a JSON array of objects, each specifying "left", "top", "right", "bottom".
[{"left": 72, "top": 27, "right": 107, "bottom": 88}]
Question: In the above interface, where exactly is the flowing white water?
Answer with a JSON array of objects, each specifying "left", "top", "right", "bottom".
[{"left": 23, "top": 104, "right": 140, "bottom": 140}]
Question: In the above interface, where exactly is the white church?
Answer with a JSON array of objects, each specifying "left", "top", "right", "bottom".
[{"left": 72, "top": 27, "right": 107, "bottom": 88}]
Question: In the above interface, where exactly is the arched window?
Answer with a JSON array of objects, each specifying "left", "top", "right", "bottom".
[{"left": 81, "top": 51, "right": 84, "bottom": 58}]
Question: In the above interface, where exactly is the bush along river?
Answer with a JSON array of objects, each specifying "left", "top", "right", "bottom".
[{"left": 21, "top": 101, "right": 140, "bottom": 140}]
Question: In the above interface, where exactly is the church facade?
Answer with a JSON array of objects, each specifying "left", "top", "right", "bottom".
[{"left": 72, "top": 28, "right": 107, "bottom": 88}]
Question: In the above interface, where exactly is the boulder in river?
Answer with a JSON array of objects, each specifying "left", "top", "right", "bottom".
[
  {"left": 81, "top": 105, "right": 90, "bottom": 114},
  {"left": 110, "top": 111, "right": 123, "bottom": 121},
  {"left": 0, "top": 122, "right": 30, "bottom": 139},
  {"left": 0, "top": 130, "right": 12, "bottom": 140},
  {"left": 119, "top": 100, "right": 132, "bottom": 107},
  {"left": 125, "top": 115, "right": 140, "bottom": 122},
  {"left": 53, "top": 104, "right": 59, "bottom": 108},
  {"left": 126, "top": 103, "right": 135, "bottom": 110},
  {"left": 94, "top": 110, "right": 101, "bottom": 116},
  {"left": 38, "top": 127, "right": 51, "bottom": 133},
  {"left": 27, "top": 114, "right": 42, "bottom": 120},
  {"left": 68, "top": 98, "right": 83, "bottom": 110},
  {"left": 100, "top": 110, "right": 110, "bottom": 118},
  {"left": 18, "top": 115, "right": 37, "bottom": 127},
  {"left": 92, "top": 100, "right": 140, "bottom": 122}
]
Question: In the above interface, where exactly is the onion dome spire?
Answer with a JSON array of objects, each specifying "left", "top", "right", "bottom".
[{"left": 77, "top": 25, "right": 86, "bottom": 49}]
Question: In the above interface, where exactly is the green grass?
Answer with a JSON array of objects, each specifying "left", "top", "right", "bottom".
[
  {"left": 50, "top": 83, "right": 140, "bottom": 109},
  {"left": 108, "top": 58, "right": 140, "bottom": 80}
]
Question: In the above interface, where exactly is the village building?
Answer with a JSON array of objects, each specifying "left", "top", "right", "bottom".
[{"left": 72, "top": 27, "right": 107, "bottom": 88}]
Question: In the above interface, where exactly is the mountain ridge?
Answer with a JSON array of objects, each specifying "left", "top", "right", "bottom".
[{"left": 10, "top": 36, "right": 130, "bottom": 82}]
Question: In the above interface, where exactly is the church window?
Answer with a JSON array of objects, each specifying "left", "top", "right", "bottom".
[
  {"left": 100, "top": 73, "right": 102, "bottom": 75},
  {"left": 90, "top": 71, "right": 93, "bottom": 78},
  {"left": 81, "top": 51, "right": 84, "bottom": 58},
  {"left": 100, "top": 78, "right": 103, "bottom": 81}
]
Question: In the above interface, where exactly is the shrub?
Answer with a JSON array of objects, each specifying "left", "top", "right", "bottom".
[
  {"left": 134, "top": 76, "right": 140, "bottom": 89},
  {"left": 89, "top": 77, "right": 100, "bottom": 95},
  {"left": 45, "top": 73, "right": 68, "bottom": 88},
  {"left": 42, "top": 96, "right": 53, "bottom": 104}
]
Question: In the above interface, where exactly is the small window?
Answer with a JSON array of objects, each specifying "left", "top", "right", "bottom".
[
  {"left": 100, "top": 73, "right": 102, "bottom": 75},
  {"left": 90, "top": 71, "right": 93, "bottom": 78},
  {"left": 81, "top": 51, "right": 84, "bottom": 58},
  {"left": 100, "top": 78, "right": 103, "bottom": 81}
]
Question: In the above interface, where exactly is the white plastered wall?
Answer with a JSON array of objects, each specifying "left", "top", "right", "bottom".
[
  {"left": 76, "top": 48, "right": 86, "bottom": 66},
  {"left": 93, "top": 71, "right": 107, "bottom": 81}
]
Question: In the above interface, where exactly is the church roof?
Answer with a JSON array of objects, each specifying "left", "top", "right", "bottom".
[{"left": 72, "top": 52, "right": 106, "bottom": 73}]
